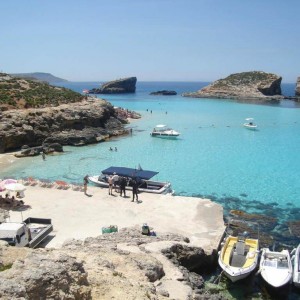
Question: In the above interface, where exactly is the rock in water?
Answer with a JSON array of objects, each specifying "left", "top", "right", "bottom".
[
  {"left": 183, "top": 71, "right": 283, "bottom": 102},
  {"left": 296, "top": 77, "right": 300, "bottom": 96},
  {"left": 89, "top": 77, "right": 137, "bottom": 94},
  {"left": 150, "top": 90, "right": 177, "bottom": 95}
]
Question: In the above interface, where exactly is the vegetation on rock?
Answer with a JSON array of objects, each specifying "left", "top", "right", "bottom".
[{"left": 0, "top": 73, "right": 83, "bottom": 110}]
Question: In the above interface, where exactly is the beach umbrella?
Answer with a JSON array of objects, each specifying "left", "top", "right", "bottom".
[
  {"left": 5, "top": 182, "right": 26, "bottom": 192},
  {"left": 0, "top": 179, "right": 17, "bottom": 185},
  {"left": 0, "top": 179, "right": 17, "bottom": 192}
]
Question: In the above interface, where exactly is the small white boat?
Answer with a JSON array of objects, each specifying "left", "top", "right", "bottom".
[
  {"left": 243, "top": 118, "right": 257, "bottom": 130},
  {"left": 89, "top": 166, "right": 172, "bottom": 194},
  {"left": 292, "top": 244, "right": 300, "bottom": 288},
  {"left": 259, "top": 248, "right": 292, "bottom": 288},
  {"left": 150, "top": 124, "right": 180, "bottom": 138},
  {"left": 218, "top": 234, "right": 259, "bottom": 282}
]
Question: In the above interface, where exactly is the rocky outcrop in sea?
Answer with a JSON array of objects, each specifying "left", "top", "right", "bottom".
[
  {"left": 0, "top": 98, "right": 140, "bottom": 153},
  {"left": 183, "top": 71, "right": 283, "bottom": 102},
  {"left": 150, "top": 90, "right": 177, "bottom": 96},
  {"left": 0, "top": 227, "right": 226, "bottom": 300},
  {"left": 296, "top": 77, "right": 300, "bottom": 97},
  {"left": 89, "top": 77, "right": 137, "bottom": 94}
]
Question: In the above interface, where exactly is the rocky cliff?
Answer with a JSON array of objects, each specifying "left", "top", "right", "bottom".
[
  {"left": 183, "top": 71, "right": 283, "bottom": 102},
  {"left": 296, "top": 77, "right": 300, "bottom": 96},
  {"left": 89, "top": 77, "right": 137, "bottom": 94},
  {"left": 0, "top": 98, "right": 138, "bottom": 153},
  {"left": 0, "top": 227, "right": 223, "bottom": 300}
]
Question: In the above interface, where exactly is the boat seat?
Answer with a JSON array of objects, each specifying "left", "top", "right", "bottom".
[{"left": 236, "top": 241, "right": 246, "bottom": 256}]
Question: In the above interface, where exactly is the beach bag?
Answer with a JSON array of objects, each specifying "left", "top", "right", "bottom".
[
  {"left": 109, "top": 225, "right": 118, "bottom": 233},
  {"left": 102, "top": 227, "right": 111, "bottom": 234},
  {"left": 102, "top": 225, "right": 118, "bottom": 234},
  {"left": 142, "top": 223, "right": 150, "bottom": 235}
]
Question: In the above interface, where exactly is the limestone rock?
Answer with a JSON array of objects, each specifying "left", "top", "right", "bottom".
[
  {"left": 183, "top": 71, "right": 283, "bottom": 102},
  {"left": 89, "top": 77, "right": 137, "bottom": 94},
  {"left": 150, "top": 90, "right": 177, "bottom": 96},
  {"left": 0, "top": 227, "right": 216, "bottom": 300},
  {"left": 0, "top": 252, "right": 91, "bottom": 300},
  {"left": 0, "top": 98, "right": 133, "bottom": 153},
  {"left": 296, "top": 77, "right": 300, "bottom": 96}
]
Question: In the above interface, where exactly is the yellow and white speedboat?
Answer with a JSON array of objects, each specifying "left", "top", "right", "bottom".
[{"left": 218, "top": 235, "right": 259, "bottom": 282}]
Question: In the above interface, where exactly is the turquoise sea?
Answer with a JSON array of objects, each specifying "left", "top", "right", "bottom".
[{"left": 2, "top": 82, "right": 300, "bottom": 232}]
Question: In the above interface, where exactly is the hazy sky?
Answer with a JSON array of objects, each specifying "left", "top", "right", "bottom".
[{"left": 1, "top": 0, "right": 299, "bottom": 82}]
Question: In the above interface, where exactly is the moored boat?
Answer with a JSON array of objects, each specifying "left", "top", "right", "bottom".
[
  {"left": 218, "top": 234, "right": 259, "bottom": 282},
  {"left": 89, "top": 166, "right": 173, "bottom": 194},
  {"left": 292, "top": 244, "right": 300, "bottom": 288},
  {"left": 259, "top": 248, "right": 292, "bottom": 288},
  {"left": 150, "top": 124, "right": 180, "bottom": 138}
]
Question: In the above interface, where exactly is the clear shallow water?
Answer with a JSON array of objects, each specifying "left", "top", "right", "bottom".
[{"left": 2, "top": 82, "right": 300, "bottom": 217}]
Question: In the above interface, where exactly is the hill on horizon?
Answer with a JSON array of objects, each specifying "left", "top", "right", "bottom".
[{"left": 11, "top": 72, "right": 68, "bottom": 83}]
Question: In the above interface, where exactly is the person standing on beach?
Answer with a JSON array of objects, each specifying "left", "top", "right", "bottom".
[
  {"left": 112, "top": 172, "right": 119, "bottom": 192},
  {"left": 131, "top": 179, "right": 139, "bottom": 202},
  {"left": 108, "top": 175, "right": 113, "bottom": 195},
  {"left": 119, "top": 176, "right": 127, "bottom": 197},
  {"left": 83, "top": 175, "right": 89, "bottom": 195}
]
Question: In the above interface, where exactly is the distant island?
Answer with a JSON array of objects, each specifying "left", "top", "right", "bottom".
[
  {"left": 296, "top": 77, "right": 300, "bottom": 96},
  {"left": 89, "top": 77, "right": 137, "bottom": 94},
  {"left": 11, "top": 72, "right": 68, "bottom": 83},
  {"left": 183, "top": 71, "right": 283, "bottom": 102},
  {"left": 150, "top": 90, "right": 177, "bottom": 96}
]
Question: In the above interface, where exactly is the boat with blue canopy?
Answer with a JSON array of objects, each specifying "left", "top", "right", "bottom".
[{"left": 89, "top": 166, "right": 172, "bottom": 194}]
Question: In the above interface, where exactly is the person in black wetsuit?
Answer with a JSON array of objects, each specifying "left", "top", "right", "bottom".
[
  {"left": 119, "top": 176, "right": 127, "bottom": 197},
  {"left": 131, "top": 179, "right": 139, "bottom": 202}
]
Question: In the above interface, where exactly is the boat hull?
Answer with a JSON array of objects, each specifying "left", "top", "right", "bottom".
[
  {"left": 293, "top": 244, "right": 300, "bottom": 288},
  {"left": 150, "top": 132, "right": 180, "bottom": 138},
  {"left": 218, "top": 236, "right": 259, "bottom": 282},
  {"left": 89, "top": 176, "right": 172, "bottom": 195},
  {"left": 260, "top": 248, "right": 292, "bottom": 288},
  {"left": 243, "top": 123, "right": 257, "bottom": 130}
]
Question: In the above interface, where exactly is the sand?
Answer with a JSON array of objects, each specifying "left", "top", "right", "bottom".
[
  {"left": 0, "top": 152, "right": 19, "bottom": 169},
  {"left": 4, "top": 183, "right": 225, "bottom": 252},
  {"left": 0, "top": 152, "right": 225, "bottom": 252}
]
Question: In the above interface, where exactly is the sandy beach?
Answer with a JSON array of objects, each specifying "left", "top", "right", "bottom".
[
  {"left": 0, "top": 152, "right": 19, "bottom": 169},
  {"left": 4, "top": 183, "right": 225, "bottom": 252}
]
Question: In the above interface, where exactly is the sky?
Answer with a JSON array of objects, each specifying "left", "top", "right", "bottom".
[{"left": 1, "top": 0, "right": 299, "bottom": 82}]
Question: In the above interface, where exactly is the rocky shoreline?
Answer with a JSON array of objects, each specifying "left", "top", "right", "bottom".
[
  {"left": 0, "top": 227, "right": 226, "bottom": 300},
  {"left": 0, "top": 97, "right": 140, "bottom": 154}
]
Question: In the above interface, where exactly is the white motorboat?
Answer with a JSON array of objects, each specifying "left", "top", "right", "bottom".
[
  {"left": 150, "top": 124, "right": 180, "bottom": 138},
  {"left": 292, "top": 244, "right": 300, "bottom": 288},
  {"left": 89, "top": 166, "right": 173, "bottom": 194},
  {"left": 259, "top": 248, "right": 292, "bottom": 288},
  {"left": 218, "top": 234, "right": 259, "bottom": 282},
  {"left": 243, "top": 118, "right": 257, "bottom": 130}
]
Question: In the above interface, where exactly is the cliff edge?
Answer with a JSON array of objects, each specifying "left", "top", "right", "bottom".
[{"left": 183, "top": 71, "right": 283, "bottom": 102}]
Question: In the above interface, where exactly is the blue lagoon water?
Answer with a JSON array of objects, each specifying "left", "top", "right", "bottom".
[{"left": 3, "top": 82, "right": 300, "bottom": 221}]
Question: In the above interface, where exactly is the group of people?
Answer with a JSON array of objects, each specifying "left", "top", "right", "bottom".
[
  {"left": 83, "top": 173, "right": 140, "bottom": 202},
  {"left": 109, "top": 147, "right": 118, "bottom": 151},
  {"left": 108, "top": 173, "right": 139, "bottom": 202},
  {"left": 0, "top": 193, "right": 24, "bottom": 207}
]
